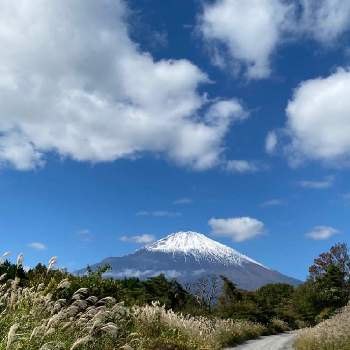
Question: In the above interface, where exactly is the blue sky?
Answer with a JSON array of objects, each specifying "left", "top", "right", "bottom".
[{"left": 0, "top": 0, "right": 350, "bottom": 280}]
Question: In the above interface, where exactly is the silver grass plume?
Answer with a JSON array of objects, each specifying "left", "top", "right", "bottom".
[
  {"left": 47, "top": 256, "right": 57, "bottom": 272},
  {"left": 16, "top": 254, "right": 24, "bottom": 268},
  {"left": 6, "top": 323, "right": 19, "bottom": 350},
  {"left": 0, "top": 251, "right": 11, "bottom": 264},
  {"left": 70, "top": 335, "right": 92, "bottom": 350}
]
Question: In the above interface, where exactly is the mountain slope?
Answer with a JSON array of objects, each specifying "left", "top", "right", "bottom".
[{"left": 80, "top": 231, "right": 300, "bottom": 290}]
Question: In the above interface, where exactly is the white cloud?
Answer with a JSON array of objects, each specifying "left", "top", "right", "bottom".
[
  {"left": 300, "top": 0, "right": 350, "bottom": 43},
  {"left": 261, "top": 199, "right": 284, "bottom": 207},
  {"left": 209, "top": 216, "right": 265, "bottom": 242},
  {"left": 265, "top": 131, "right": 278, "bottom": 154},
  {"left": 199, "top": 0, "right": 350, "bottom": 79},
  {"left": 299, "top": 176, "right": 335, "bottom": 189},
  {"left": 120, "top": 234, "right": 156, "bottom": 244},
  {"left": 199, "top": 0, "right": 292, "bottom": 79},
  {"left": 78, "top": 229, "right": 94, "bottom": 242},
  {"left": 306, "top": 225, "right": 340, "bottom": 240},
  {"left": 136, "top": 210, "right": 181, "bottom": 218},
  {"left": 225, "top": 160, "right": 265, "bottom": 174},
  {"left": 108, "top": 268, "right": 181, "bottom": 279},
  {"left": 28, "top": 242, "right": 47, "bottom": 251},
  {"left": 286, "top": 69, "right": 350, "bottom": 166},
  {"left": 0, "top": 0, "right": 247, "bottom": 171},
  {"left": 173, "top": 198, "right": 193, "bottom": 205},
  {"left": 343, "top": 193, "right": 350, "bottom": 201}
]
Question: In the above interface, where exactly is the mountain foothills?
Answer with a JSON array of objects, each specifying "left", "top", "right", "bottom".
[
  {"left": 0, "top": 242, "right": 350, "bottom": 349},
  {"left": 80, "top": 231, "right": 300, "bottom": 290}
]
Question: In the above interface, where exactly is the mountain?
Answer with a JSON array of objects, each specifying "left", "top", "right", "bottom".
[{"left": 79, "top": 231, "right": 300, "bottom": 290}]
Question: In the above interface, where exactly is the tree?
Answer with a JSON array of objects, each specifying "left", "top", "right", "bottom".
[
  {"left": 143, "top": 274, "right": 192, "bottom": 311},
  {"left": 187, "top": 275, "right": 220, "bottom": 313},
  {"left": 293, "top": 281, "right": 318, "bottom": 324},
  {"left": 0, "top": 260, "right": 27, "bottom": 284},
  {"left": 315, "top": 264, "right": 348, "bottom": 315},
  {"left": 294, "top": 243, "right": 350, "bottom": 324},
  {"left": 256, "top": 284, "right": 296, "bottom": 324},
  {"left": 217, "top": 276, "right": 242, "bottom": 312},
  {"left": 309, "top": 244, "right": 350, "bottom": 310},
  {"left": 309, "top": 243, "right": 350, "bottom": 282}
]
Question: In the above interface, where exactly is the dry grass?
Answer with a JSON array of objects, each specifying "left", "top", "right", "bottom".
[
  {"left": 0, "top": 274, "right": 266, "bottom": 350},
  {"left": 295, "top": 303, "right": 350, "bottom": 350}
]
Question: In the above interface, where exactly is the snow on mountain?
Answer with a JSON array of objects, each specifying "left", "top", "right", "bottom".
[
  {"left": 144, "top": 231, "right": 266, "bottom": 267},
  {"left": 78, "top": 231, "right": 301, "bottom": 290}
]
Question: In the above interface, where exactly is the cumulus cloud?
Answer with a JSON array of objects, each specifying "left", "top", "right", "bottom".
[
  {"left": 285, "top": 69, "right": 350, "bottom": 166},
  {"left": 199, "top": 0, "right": 292, "bottom": 79},
  {"left": 306, "top": 226, "right": 340, "bottom": 240},
  {"left": 299, "top": 176, "right": 335, "bottom": 189},
  {"left": 28, "top": 242, "right": 47, "bottom": 251},
  {"left": 300, "top": 0, "right": 350, "bottom": 43},
  {"left": 209, "top": 216, "right": 265, "bottom": 242},
  {"left": 0, "top": 0, "right": 247, "bottom": 171},
  {"left": 120, "top": 234, "right": 156, "bottom": 244},
  {"left": 199, "top": 0, "right": 350, "bottom": 79}
]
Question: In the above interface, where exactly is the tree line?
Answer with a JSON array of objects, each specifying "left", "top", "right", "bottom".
[{"left": 1, "top": 242, "right": 349, "bottom": 331}]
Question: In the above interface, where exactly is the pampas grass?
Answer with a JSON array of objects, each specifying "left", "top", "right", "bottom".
[
  {"left": 16, "top": 254, "right": 24, "bottom": 268},
  {"left": 6, "top": 323, "right": 19, "bottom": 350},
  {"left": 47, "top": 257, "right": 58, "bottom": 273},
  {"left": 295, "top": 303, "right": 350, "bottom": 350},
  {"left": 0, "top": 254, "right": 266, "bottom": 350}
]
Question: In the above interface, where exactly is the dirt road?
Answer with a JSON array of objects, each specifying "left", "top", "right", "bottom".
[{"left": 227, "top": 332, "right": 297, "bottom": 350}]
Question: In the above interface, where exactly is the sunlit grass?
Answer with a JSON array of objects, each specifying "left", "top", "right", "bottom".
[
  {"left": 295, "top": 304, "right": 350, "bottom": 350},
  {"left": 0, "top": 258, "right": 266, "bottom": 350}
]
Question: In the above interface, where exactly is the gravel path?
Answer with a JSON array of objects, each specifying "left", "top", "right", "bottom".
[{"left": 227, "top": 332, "right": 297, "bottom": 350}]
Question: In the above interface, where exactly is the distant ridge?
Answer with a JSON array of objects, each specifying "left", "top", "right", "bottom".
[{"left": 78, "top": 231, "right": 301, "bottom": 290}]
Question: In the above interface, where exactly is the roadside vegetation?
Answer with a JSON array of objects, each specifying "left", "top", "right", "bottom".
[
  {"left": 294, "top": 243, "right": 350, "bottom": 350},
  {"left": 0, "top": 242, "right": 349, "bottom": 349},
  {"left": 0, "top": 260, "right": 266, "bottom": 350},
  {"left": 295, "top": 304, "right": 350, "bottom": 350}
]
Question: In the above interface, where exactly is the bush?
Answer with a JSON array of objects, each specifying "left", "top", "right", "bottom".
[{"left": 269, "top": 318, "right": 290, "bottom": 334}]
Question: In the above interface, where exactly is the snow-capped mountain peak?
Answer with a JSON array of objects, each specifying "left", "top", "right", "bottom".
[
  {"left": 143, "top": 231, "right": 265, "bottom": 267},
  {"left": 78, "top": 230, "right": 301, "bottom": 290}
]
